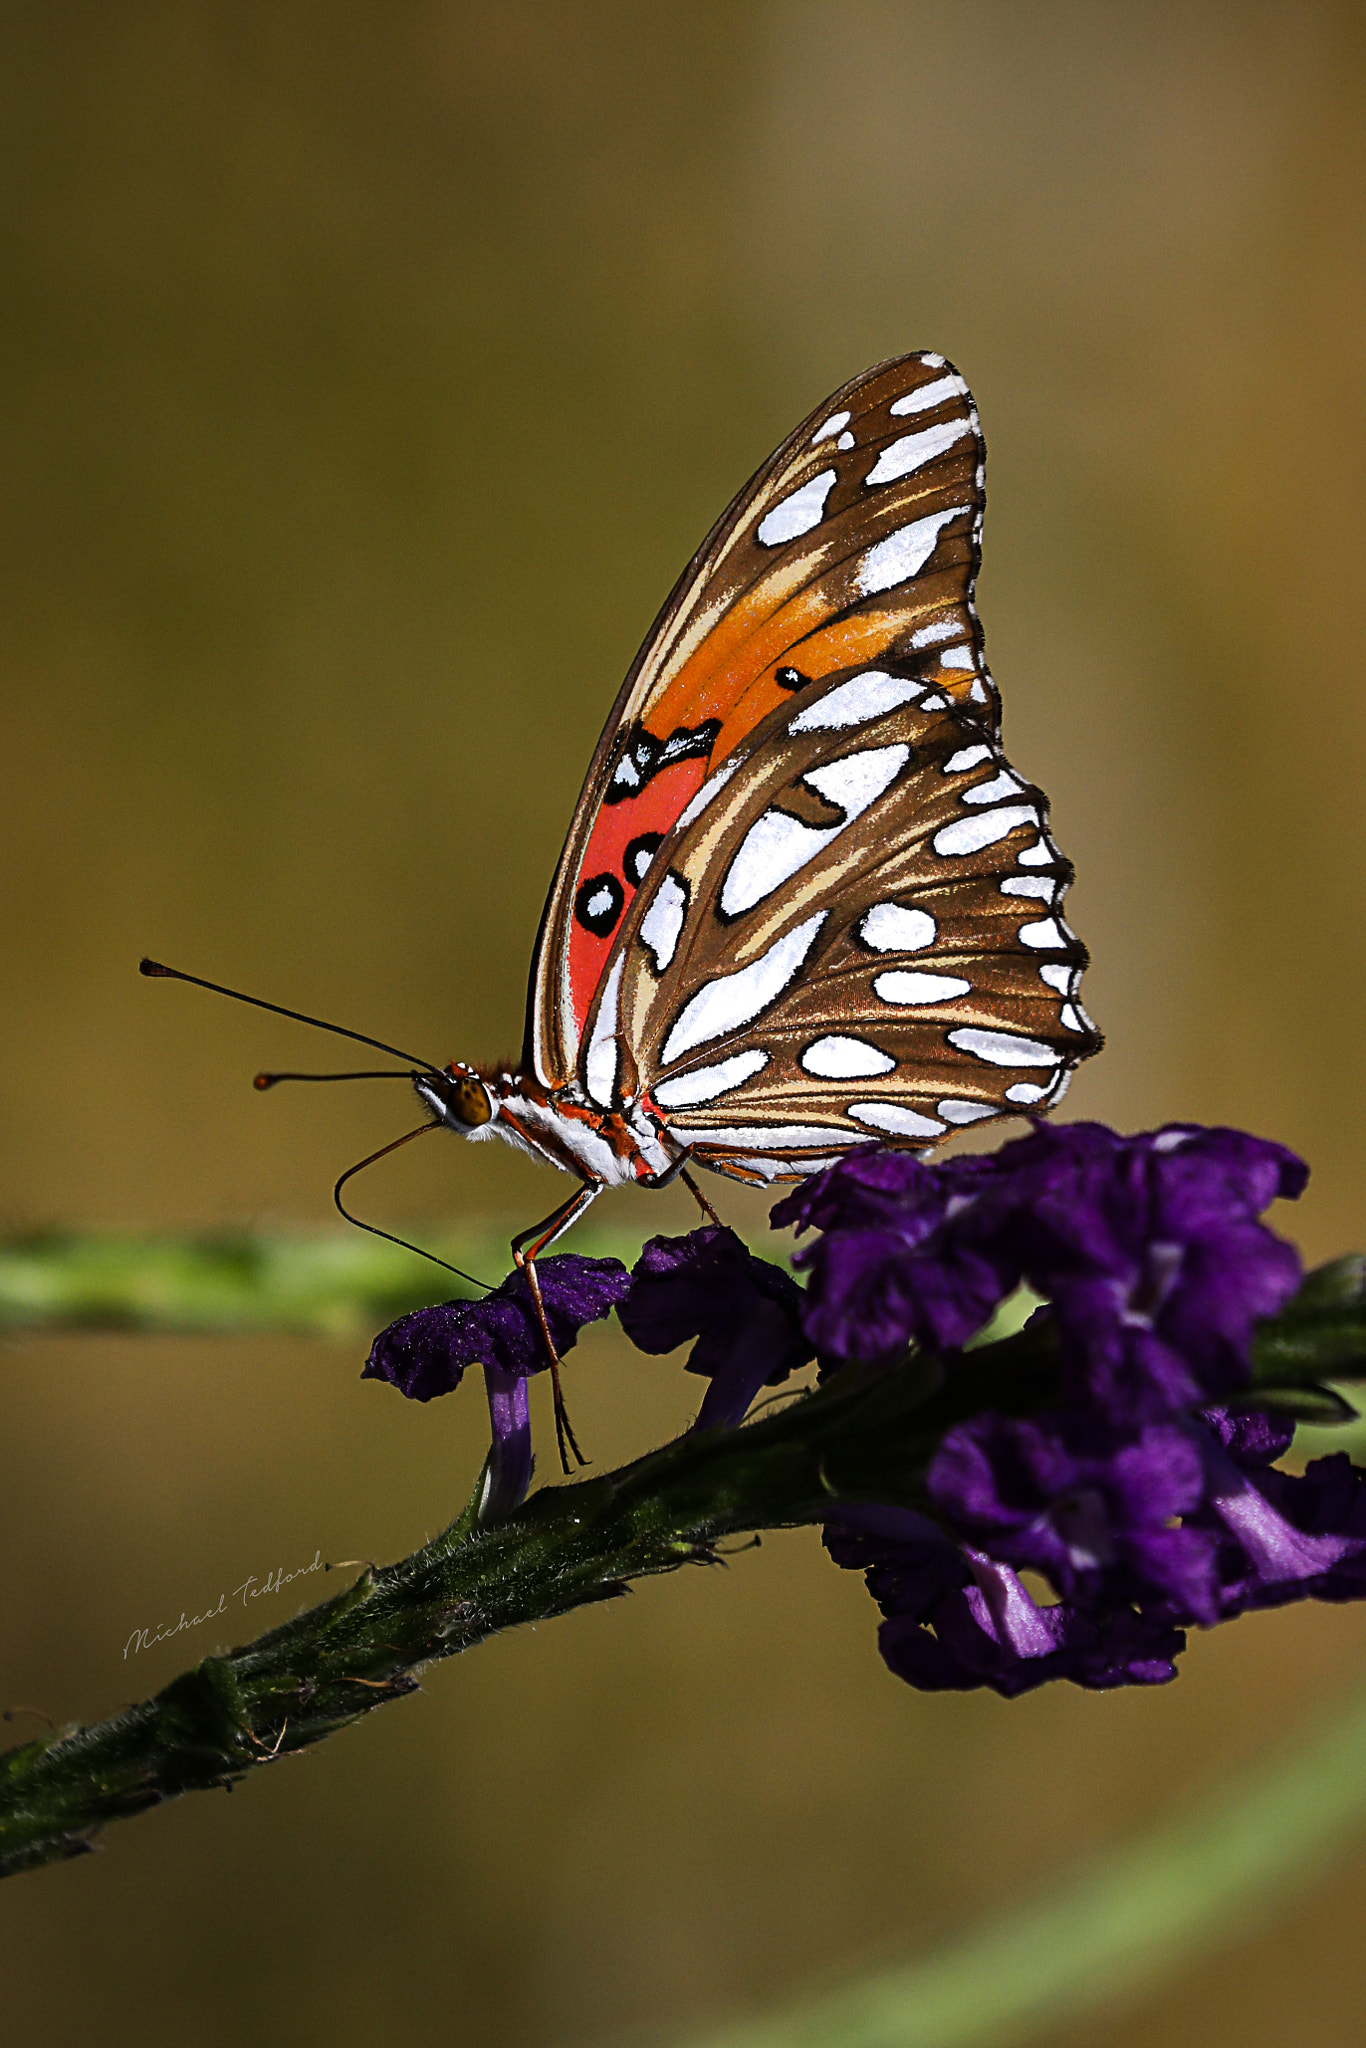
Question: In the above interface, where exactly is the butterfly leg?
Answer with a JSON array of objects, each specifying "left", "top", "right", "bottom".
[
  {"left": 511, "top": 1181, "right": 601, "bottom": 1473},
  {"left": 679, "top": 1165, "right": 722, "bottom": 1228}
]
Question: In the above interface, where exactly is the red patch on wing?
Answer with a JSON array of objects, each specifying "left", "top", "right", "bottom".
[{"left": 566, "top": 757, "right": 708, "bottom": 1038}]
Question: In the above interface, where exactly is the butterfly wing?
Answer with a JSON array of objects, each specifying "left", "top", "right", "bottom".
[
  {"left": 525, "top": 352, "right": 998, "bottom": 1089},
  {"left": 582, "top": 673, "right": 1099, "bottom": 1181}
]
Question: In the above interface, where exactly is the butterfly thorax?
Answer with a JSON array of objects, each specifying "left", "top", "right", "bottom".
[{"left": 415, "top": 1062, "right": 679, "bottom": 1190}]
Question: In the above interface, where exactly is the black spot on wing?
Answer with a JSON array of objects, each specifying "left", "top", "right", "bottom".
[
  {"left": 624, "top": 832, "right": 664, "bottom": 885},
  {"left": 604, "top": 719, "right": 721, "bottom": 806},
  {"left": 574, "top": 872, "right": 625, "bottom": 938}
]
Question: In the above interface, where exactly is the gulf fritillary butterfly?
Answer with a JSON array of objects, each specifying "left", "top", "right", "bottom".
[{"left": 418, "top": 351, "right": 1101, "bottom": 1265}]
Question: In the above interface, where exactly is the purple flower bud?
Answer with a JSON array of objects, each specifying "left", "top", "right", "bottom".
[{"left": 619, "top": 1227, "right": 812, "bottom": 1430}]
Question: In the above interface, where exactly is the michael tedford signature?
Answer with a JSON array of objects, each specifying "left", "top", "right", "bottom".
[{"left": 122, "top": 1549, "right": 327, "bottom": 1659}]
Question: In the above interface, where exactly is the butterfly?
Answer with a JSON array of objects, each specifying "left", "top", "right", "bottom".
[
  {"left": 417, "top": 351, "right": 1100, "bottom": 1267},
  {"left": 145, "top": 351, "right": 1100, "bottom": 1462}
]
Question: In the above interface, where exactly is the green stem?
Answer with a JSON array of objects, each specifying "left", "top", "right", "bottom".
[{"left": 3, "top": 1257, "right": 1364, "bottom": 1880}]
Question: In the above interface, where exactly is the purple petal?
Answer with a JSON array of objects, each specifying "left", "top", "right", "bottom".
[
  {"left": 363, "top": 1253, "right": 630, "bottom": 1400},
  {"left": 620, "top": 1227, "right": 812, "bottom": 1429}
]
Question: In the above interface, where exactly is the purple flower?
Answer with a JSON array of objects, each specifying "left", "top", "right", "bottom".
[
  {"left": 363, "top": 1254, "right": 631, "bottom": 1521},
  {"left": 362, "top": 1254, "right": 630, "bottom": 1401},
  {"left": 618, "top": 1227, "right": 812, "bottom": 1430},
  {"left": 926, "top": 1412, "right": 1221, "bottom": 1620},
  {"left": 825, "top": 1507, "right": 1185, "bottom": 1696},
  {"left": 776, "top": 1123, "right": 1308, "bottom": 1423}
]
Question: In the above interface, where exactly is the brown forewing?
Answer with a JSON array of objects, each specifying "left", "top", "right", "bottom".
[{"left": 527, "top": 352, "right": 994, "bottom": 1087}]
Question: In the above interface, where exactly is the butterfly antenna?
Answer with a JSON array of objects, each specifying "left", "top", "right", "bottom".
[
  {"left": 255, "top": 1069, "right": 416, "bottom": 1089},
  {"left": 334, "top": 1122, "right": 493, "bottom": 1292},
  {"left": 139, "top": 958, "right": 442, "bottom": 1074}
]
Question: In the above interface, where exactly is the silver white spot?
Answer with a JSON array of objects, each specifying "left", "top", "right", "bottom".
[
  {"left": 757, "top": 469, "right": 837, "bottom": 547},
  {"left": 857, "top": 508, "right": 966, "bottom": 596},
  {"left": 1060, "top": 1004, "right": 1086, "bottom": 1033},
  {"left": 666, "top": 1121, "right": 858, "bottom": 1152},
  {"left": 939, "top": 647, "right": 975, "bottom": 670},
  {"left": 586, "top": 886, "right": 615, "bottom": 919},
  {"left": 640, "top": 873, "right": 688, "bottom": 974},
  {"left": 848, "top": 1102, "right": 946, "bottom": 1138},
  {"left": 675, "top": 756, "right": 740, "bottom": 831},
  {"left": 910, "top": 619, "right": 958, "bottom": 648},
  {"left": 1006, "top": 1081, "right": 1049, "bottom": 1105},
  {"left": 890, "top": 372, "right": 967, "bottom": 415},
  {"left": 937, "top": 1099, "right": 997, "bottom": 1125},
  {"left": 653, "top": 1048, "right": 768, "bottom": 1108},
  {"left": 661, "top": 912, "right": 826, "bottom": 1064},
  {"left": 943, "top": 743, "right": 992, "bottom": 775},
  {"left": 1039, "top": 962, "right": 1075, "bottom": 994},
  {"left": 919, "top": 694, "right": 948, "bottom": 710},
  {"left": 949, "top": 1028, "right": 1061, "bottom": 1068},
  {"left": 585, "top": 956, "right": 623, "bottom": 1108},
  {"left": 860, "top": 903, "right": 936, "bottom": 953},
  {"left": 1001, "top": 875, "right": 1056, "bottom": 900},
  {"left": 1017, "top": 839, "right": 1053, "bottom": 867},
  {"left": 874, "top": 970, "right": 971, "bottom": 1005},
  {"left": 789, "top": 670, "right": 923, "bottom": 733},
  {"left": 836, "top": 430, "right": 856, "bottom": 450},
  {"left": 720, "top": 745, "right": 907, "bottom": 916},
  {"left": 801, "top": 1035, "right": 895, "bottom": 1079},
  {"left": 933, "top": 805, "right": 1039, "bottom": 857},
  {"left": 811, "top": 410, "right": 851, "bottom": 445},
  {"left": 1019, "top": 917, "right": 1068, "bottom": 950},
  {"left": 864, "top": 418, "right": 972, "bottom": 487},
  {"left": 963, "top": 770, "right": 1025, "bottom": 806}
]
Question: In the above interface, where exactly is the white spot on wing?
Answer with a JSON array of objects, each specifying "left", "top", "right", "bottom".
[
  {"left": 1039, "top": 962, "right": 1074, "bottom": 994},
  {"left": 804, "top": 745, "right": 908, "bottom": 813},
  {"left": 836, "top": 430, "right": 855, "bottom": 450},
  {"left": 801, "top": 1035, "right": 895, "bottom": 1079},
  {"left": 1017, "top": 839, "right": 1053, "bottom": 867},
  {"left": 910, "top": 619, "right": 958, "bottom": 648},
  {"left": 666, "top": 1121, "right": 860, "bottom": 1152},
  {"left": 937, "top": 1099, "right": 997, "bottom": 1125},
  {"left": 1006, "top": 1081, "right": 1049, "bottom": 1104},
  {"left": 640, "top": 873, "right": 687, "bottom": 973},
  {"left": 934, "top": 805, "right": 1039, "bottom": 856},
  {"left": 848, "top": 1102, "right": 946, "bottom": 1138},
  {"left": 963, "top": 770, "right": 1025, "bottom": 805},
  {"left": 721, "top": 746, "right": 907, "bottom": 916},
  {"left": 1001, "top": 875, "right": 1056, "bottom": 899},
  {"left": 789, "top": 670, "right": 923, "bottom": 732},
  {"left": 857, "top": 508, "right": 965, "bottom": 596},
  {"left": 891, "top": 372, "right": 967, "bottom": 415},
  {"left": 864, "top": 417, "right": 972, "bottom": 486},
  {"left": 1019, "top": 917, "right": 1068, "bottom": 950},
  {"left": 757, "top": 469, "right": 837, "bottom": 547},
  {"left": 675, "top": 755, "right": 740, "bottom": 830},
  {"left": 811, "top": 410, "right": 851, "bottom": 445},
  {"left": 860, "top": 903, "right": 936, "bottom": 952},
  {"left": 1060, "top": 1004, "right": 1086, "bottom": 1032},
  {"left": 939, "top": 647, "right": 975, "bottom": 670},
  {"left": 585, "top": 956, "right": 623, "bottom": 1108},
  {"left": 653, "top": 1049, "right": 768, "bottom": 1108},
  {"left": 874, "top": 970, "right": 971, "bottom": 1005},
  {"left": 943, "top": 743, "right": 992, "bottom": 775},
  {"left": 949, "top": 1028, "right": 1061, "bottom": 1068},
  {"left": 661, "top": 913, "right": 826, "bottom": 1064}
]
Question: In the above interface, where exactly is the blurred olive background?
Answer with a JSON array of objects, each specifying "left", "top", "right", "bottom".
[{"left": 3, "top": 5, "right": 1366, "bottom": 2045}]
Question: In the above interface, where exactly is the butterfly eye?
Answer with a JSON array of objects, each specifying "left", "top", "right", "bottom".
[{"left": 450, "top": 1075, "right": 493, "bottom": 1128}]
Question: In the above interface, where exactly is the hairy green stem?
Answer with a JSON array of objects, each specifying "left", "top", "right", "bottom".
[{"left": 2, "top": 1258, "right": 1363, "bottom": 1880}]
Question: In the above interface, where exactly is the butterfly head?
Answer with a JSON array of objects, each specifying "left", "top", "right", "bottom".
[{"left": 415, "top": 1061, "right": 494, "bottom": 1133}]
